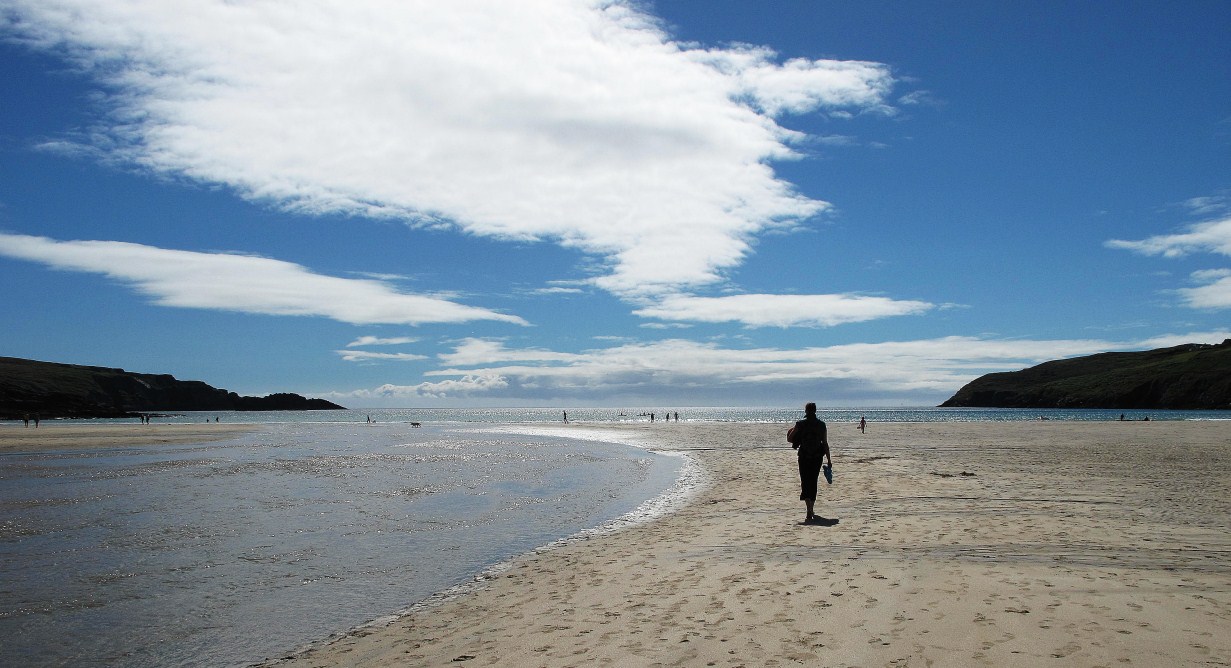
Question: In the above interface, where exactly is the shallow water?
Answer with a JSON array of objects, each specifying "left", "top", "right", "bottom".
[{"left": 0, "top": 422, "right": 684, "bottom": 667}]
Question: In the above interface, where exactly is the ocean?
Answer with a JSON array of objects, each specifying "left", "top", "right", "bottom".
[
  {"left": 3, "top": 406, "right": 1228, "bottom": 666},
  {"left": 32, "top": 405, "right": 1231, "bottom": 426}
]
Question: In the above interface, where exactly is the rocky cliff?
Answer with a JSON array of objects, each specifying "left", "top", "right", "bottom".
[
  {"left": 940, "top": 341, "right": 1231, "bottom": 409},
  {"left": 0, "top": 357, "right": 345, "bottom": 418}
]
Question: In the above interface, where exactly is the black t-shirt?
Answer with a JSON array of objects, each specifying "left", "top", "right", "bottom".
[{"left": 791, "top": 416, "right": 827, "bottom": 462}]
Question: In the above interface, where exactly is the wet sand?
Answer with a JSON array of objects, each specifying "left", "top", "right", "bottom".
[
  {"left": 0, "top": 422, "right": 257, "bottom": 453},
  {"left": 258, "top": 420, "right": 1230, "bottom": 667}
]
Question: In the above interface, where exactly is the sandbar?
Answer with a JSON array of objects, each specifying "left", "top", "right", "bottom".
[
  {"left": 0, "top": 422, "right": 258, "bottom": 453},
  {"left": 262, "top": 419, "right": 1231, "bottom": 667}
]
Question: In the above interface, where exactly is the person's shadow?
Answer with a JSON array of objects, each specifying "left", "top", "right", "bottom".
[{"left": 801, "top": 517, "right": 839, "bottom": 527}]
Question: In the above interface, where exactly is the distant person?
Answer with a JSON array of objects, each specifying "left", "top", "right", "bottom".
[
  {"left": 23, "top": 413, "right": 29, "bottom": 428},
  {"left": 674, "top": 411, "right": 679, "bottom": 422},
  {"left": 563, "top": 411, "right": 568, "bottom": 422},
  {"left": 859, "top": 417, "right": 866, "bottom": 433},
  {"left": 788, "top": 402, "right": 832, "bottom": 523},
  {"left": 33, "top": 414, "right": 39, "bottom": 427}
]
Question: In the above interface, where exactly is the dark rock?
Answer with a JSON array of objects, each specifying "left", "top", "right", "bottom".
[
  {"left": 0, "top": 357, "right": 345, "bottom": 418},
  {"left": 940, "top": 340, "right": 1231, "bottom": 409}
]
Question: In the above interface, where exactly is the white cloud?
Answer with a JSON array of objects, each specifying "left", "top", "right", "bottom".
[
  {"left": 370, "top": 374, "right": 510, "bottom": 400},
  {"left": 410, "top": 336, "right": 1119, "bottom": 397},
  {"left": 345, "top": 336, "right": 419, "bottom": 348},
  {"left": 1178, "top": 270, "right": 1231, "bottom": 309},
  {"left": 1107, "top": 216, "right": 1231, "bottom": 310},
  {"left": 328, "top": 331, "right": 1231, "bottom": 402},
  {"left": 1, "top": 0, "right": 897, "bottom": 299},
  {"left": 438, "top": 338, "right": 582, "bottom": 366},
  {"left": 0, "top": 233, "right": 526, "bottom": 325},
  {"left": 1136, "top": 329, "right": 1231, "bottom": 348},
  {"left": 633, "top": 293, "right": 934, "bottom": 327},
  {"left": 1106, "top": 216, "right": 1231, "bottom": 258},
  {"left": 335, "top": 350, "right": 428, "bottom": 363},
  {"left": 694, "top": 45, "right": 895, "bottom": 116},
  {"left": 529, "top": 286, "right": 586, "bottom": 296},
  {"left": 419, "top": 336, "right": 1111, "bottom": 393},
  {"left": 1191, "top": 268, "right": 1231, "bottom": 282}
]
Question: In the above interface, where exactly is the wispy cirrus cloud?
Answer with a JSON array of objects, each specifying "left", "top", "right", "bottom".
[
  {"left": 0, "top": 233, "right": 526, "bottom": 326},
  {"left": 1107, "top": 215, "right": 1231, "bottom": 309},
  {"left": 345, "top": 336, "right": 420, "bottom": 348},
  {"left": 1107, "top": 216, "right": 1231, "bottom": 258},
  {"left": 335, "top": 350, "right": 428, "bottom": 363},
  {"left": 1, "top": 0, "right": 899, "bottom": 306},
  {"left": 438, "top": 338, "right": 583, "bottom": 366},
  {"left": 1182, "top": 195, "right": 1230, "bottom": 217},
  {"left": 633, "top": 293, "right": 934, "bottom": 327}
]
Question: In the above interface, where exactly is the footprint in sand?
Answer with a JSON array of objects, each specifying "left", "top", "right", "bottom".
[{"left": 1051, "top": 642, "right": 1081, "bottom": 658}]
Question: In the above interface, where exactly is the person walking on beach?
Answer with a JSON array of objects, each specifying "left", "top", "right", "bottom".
[
  {"left": 788, "top": 402, "right": 831, "bottom": 523},
  {"left": 859, "top": 416, "right": 866, "bottom": 433}
]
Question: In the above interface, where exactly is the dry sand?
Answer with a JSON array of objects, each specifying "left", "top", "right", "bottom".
[
  {"left": 0, "top": 422, "right": 257, "bottom": 452},
  {"left": 259, "top": 420, "right": 1231, "bottom": 667}
]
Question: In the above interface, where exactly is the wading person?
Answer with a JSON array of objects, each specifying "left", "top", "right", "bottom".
[{"left": 788, "top": 402, "right": 832, "bottom": 523}]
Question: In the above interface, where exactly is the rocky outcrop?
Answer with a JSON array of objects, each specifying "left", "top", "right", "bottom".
[
  {"left": 0, "top": 357, "right": 345, "bottom": 418},
  {"left": 940, "top": 341, "right": 1231, "bottom": 409},
  {"left": 232, "top": 393, "right": 343, "bottom": 411}
]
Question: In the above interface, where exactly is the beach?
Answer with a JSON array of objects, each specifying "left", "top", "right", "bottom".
[{"left": 259, "top": 420, "right": 1231, "bottom": 667}]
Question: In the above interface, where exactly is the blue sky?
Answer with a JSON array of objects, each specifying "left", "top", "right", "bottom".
[{"left": 1, "top": 0, "right": 1228, "bottom": 408}]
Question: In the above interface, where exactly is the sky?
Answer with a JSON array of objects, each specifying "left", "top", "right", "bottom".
[{"left": 1, "top": 0, "right": 1228, "bottom": 409}]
